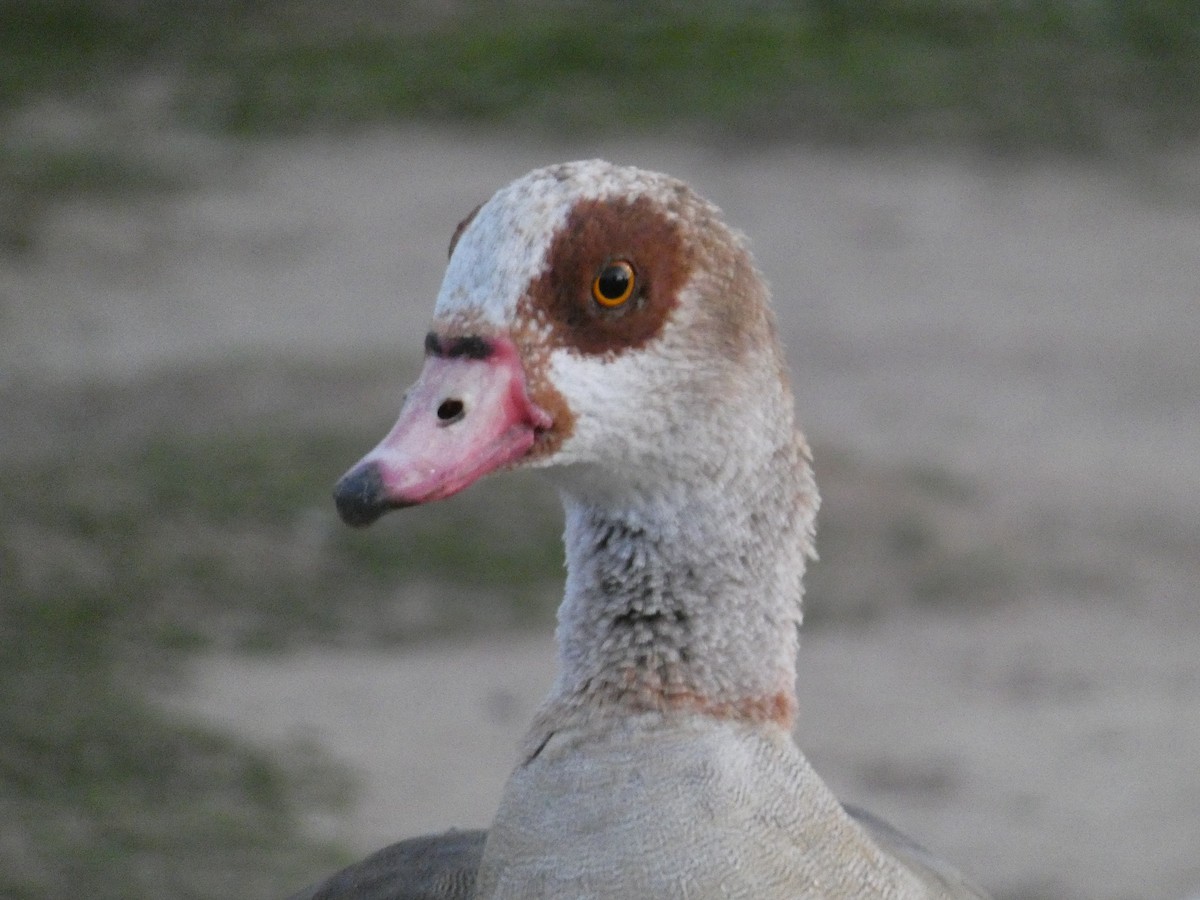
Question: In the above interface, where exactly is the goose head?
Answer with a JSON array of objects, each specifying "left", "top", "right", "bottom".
[{"left": 334, "top": 159, "right": 807, "bottom": 527}]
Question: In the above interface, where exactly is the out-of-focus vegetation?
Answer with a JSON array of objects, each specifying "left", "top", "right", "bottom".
[
  {"left": 2, "top": 0, "right": 1198, "bottom": 147},
  {"left": 4, "top": 0, "right": 1197, "bottom": 250}
]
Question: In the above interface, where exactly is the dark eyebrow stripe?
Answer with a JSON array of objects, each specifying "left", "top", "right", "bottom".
[{"left": 424, "top": 332, "right": 494, "bottom": 360}]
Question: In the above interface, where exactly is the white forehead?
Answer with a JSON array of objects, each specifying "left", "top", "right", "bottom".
[{"left": 433, "top": 160, "right": 685, "bottom": 326}]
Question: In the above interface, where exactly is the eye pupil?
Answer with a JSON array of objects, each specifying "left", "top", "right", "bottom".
[
  {"left": 598, "top": 267, "right": 628, "bottom": 299},
  {"left": 592, "top": 261, "right": 636, "bottom": 308}
]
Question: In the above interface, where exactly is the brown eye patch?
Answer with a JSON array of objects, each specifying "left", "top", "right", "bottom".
[{"left": 522, "top": 195, "right": 689, "bottom": 356}]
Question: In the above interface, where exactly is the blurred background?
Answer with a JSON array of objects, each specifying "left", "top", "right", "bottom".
[{"left": 2, "top": 2, "right": 1198, "bottom": 898}]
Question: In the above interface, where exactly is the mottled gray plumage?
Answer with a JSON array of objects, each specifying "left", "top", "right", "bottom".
[
  {"left": 288, "top": 830, "right": 485, "bottom": 900},
  {"left": 288, "top": 808, "right": 987, "bottom": 900}
]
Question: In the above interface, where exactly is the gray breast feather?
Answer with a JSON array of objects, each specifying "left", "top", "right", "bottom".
[{"left": 286, "top": 807, "right": 988, "bottom": 900}]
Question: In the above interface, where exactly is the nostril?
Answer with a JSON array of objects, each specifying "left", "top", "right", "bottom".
[{"left": 436, "top": 399, "right": 465, "bottom": 423}]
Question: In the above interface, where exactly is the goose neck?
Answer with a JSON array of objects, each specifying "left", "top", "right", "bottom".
[{"left": 550, "top": 438, "right": 817, "bottom": 731}]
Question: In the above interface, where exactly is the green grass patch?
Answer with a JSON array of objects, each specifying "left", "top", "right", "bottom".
[
  {"left": 0, "top": 144, "right": 181, "bottom": 198},
  {"left": 175, "top": 1, "right": 1200, "bottom": 149},
  {"left": 4, "top": 1, "right": 1197, "bottom": 255},
  {"left": 2, "top": 1, "right": 1197, "bottom": 148},
  {"left": 0, "top": 655, "right": 348, "bottom": 899},
  {"left": 0, "top": 0, "right": 170, "bottom": 108},
  {"left": 0, "top": 140, "right": 186, "bottom": 254}
]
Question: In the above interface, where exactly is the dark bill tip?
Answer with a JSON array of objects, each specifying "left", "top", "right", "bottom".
[{"left": 333, "top": 462, "right": 392, "bottom": 527}]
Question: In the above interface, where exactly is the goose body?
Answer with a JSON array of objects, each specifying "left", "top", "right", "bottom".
[{"left": 301, "top": 161, "right": 988, "bottom": 899}]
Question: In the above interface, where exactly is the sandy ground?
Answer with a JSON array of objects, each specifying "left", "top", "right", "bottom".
[{"left": 5, "top": 129, "right": 1199, "bottom": 899}]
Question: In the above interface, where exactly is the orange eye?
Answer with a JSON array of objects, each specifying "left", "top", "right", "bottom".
[{"left": 591, "top": 261, "right": 636, "bottom": 308}]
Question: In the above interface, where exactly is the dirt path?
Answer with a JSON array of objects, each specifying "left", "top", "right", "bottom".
[{"left": 10, "top": 129, "right": 1198, "bottom": 899}]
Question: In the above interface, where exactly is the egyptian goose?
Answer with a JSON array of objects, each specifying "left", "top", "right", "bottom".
[{"left": 296, "top": 161, "right": 988, "bottom": 899}]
